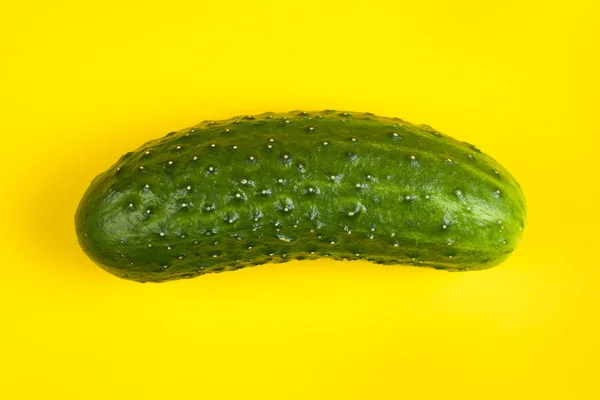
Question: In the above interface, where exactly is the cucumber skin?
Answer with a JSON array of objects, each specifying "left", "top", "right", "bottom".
[{"left": 75, "top": 110, "right": 526, "bottom": 283}]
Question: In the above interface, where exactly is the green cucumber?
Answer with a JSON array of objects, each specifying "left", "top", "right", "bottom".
[{"left": 75, "top": 110, "right": 526, "bottom": 283}]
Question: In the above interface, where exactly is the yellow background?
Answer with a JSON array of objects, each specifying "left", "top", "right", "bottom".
[{"left": 1, "top": 1, "right": 599, "bottom": 399}]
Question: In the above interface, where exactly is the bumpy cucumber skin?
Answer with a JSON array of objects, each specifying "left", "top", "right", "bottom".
[{"left": 75, "top": 110, "right": 526, "bottom": 283}]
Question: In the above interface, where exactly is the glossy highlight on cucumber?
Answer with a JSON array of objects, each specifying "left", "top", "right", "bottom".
[{"left": 75, "top": 110, "right": 526, "bottom": 283}]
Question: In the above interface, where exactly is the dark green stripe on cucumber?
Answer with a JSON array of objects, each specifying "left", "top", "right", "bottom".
[{"left": 75, "top": 110, "right": 526, "bottom": 283}]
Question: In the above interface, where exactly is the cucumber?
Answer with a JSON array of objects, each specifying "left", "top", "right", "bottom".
[{"left": 75, "top": 110, "right": 526, "bottom": 283}]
